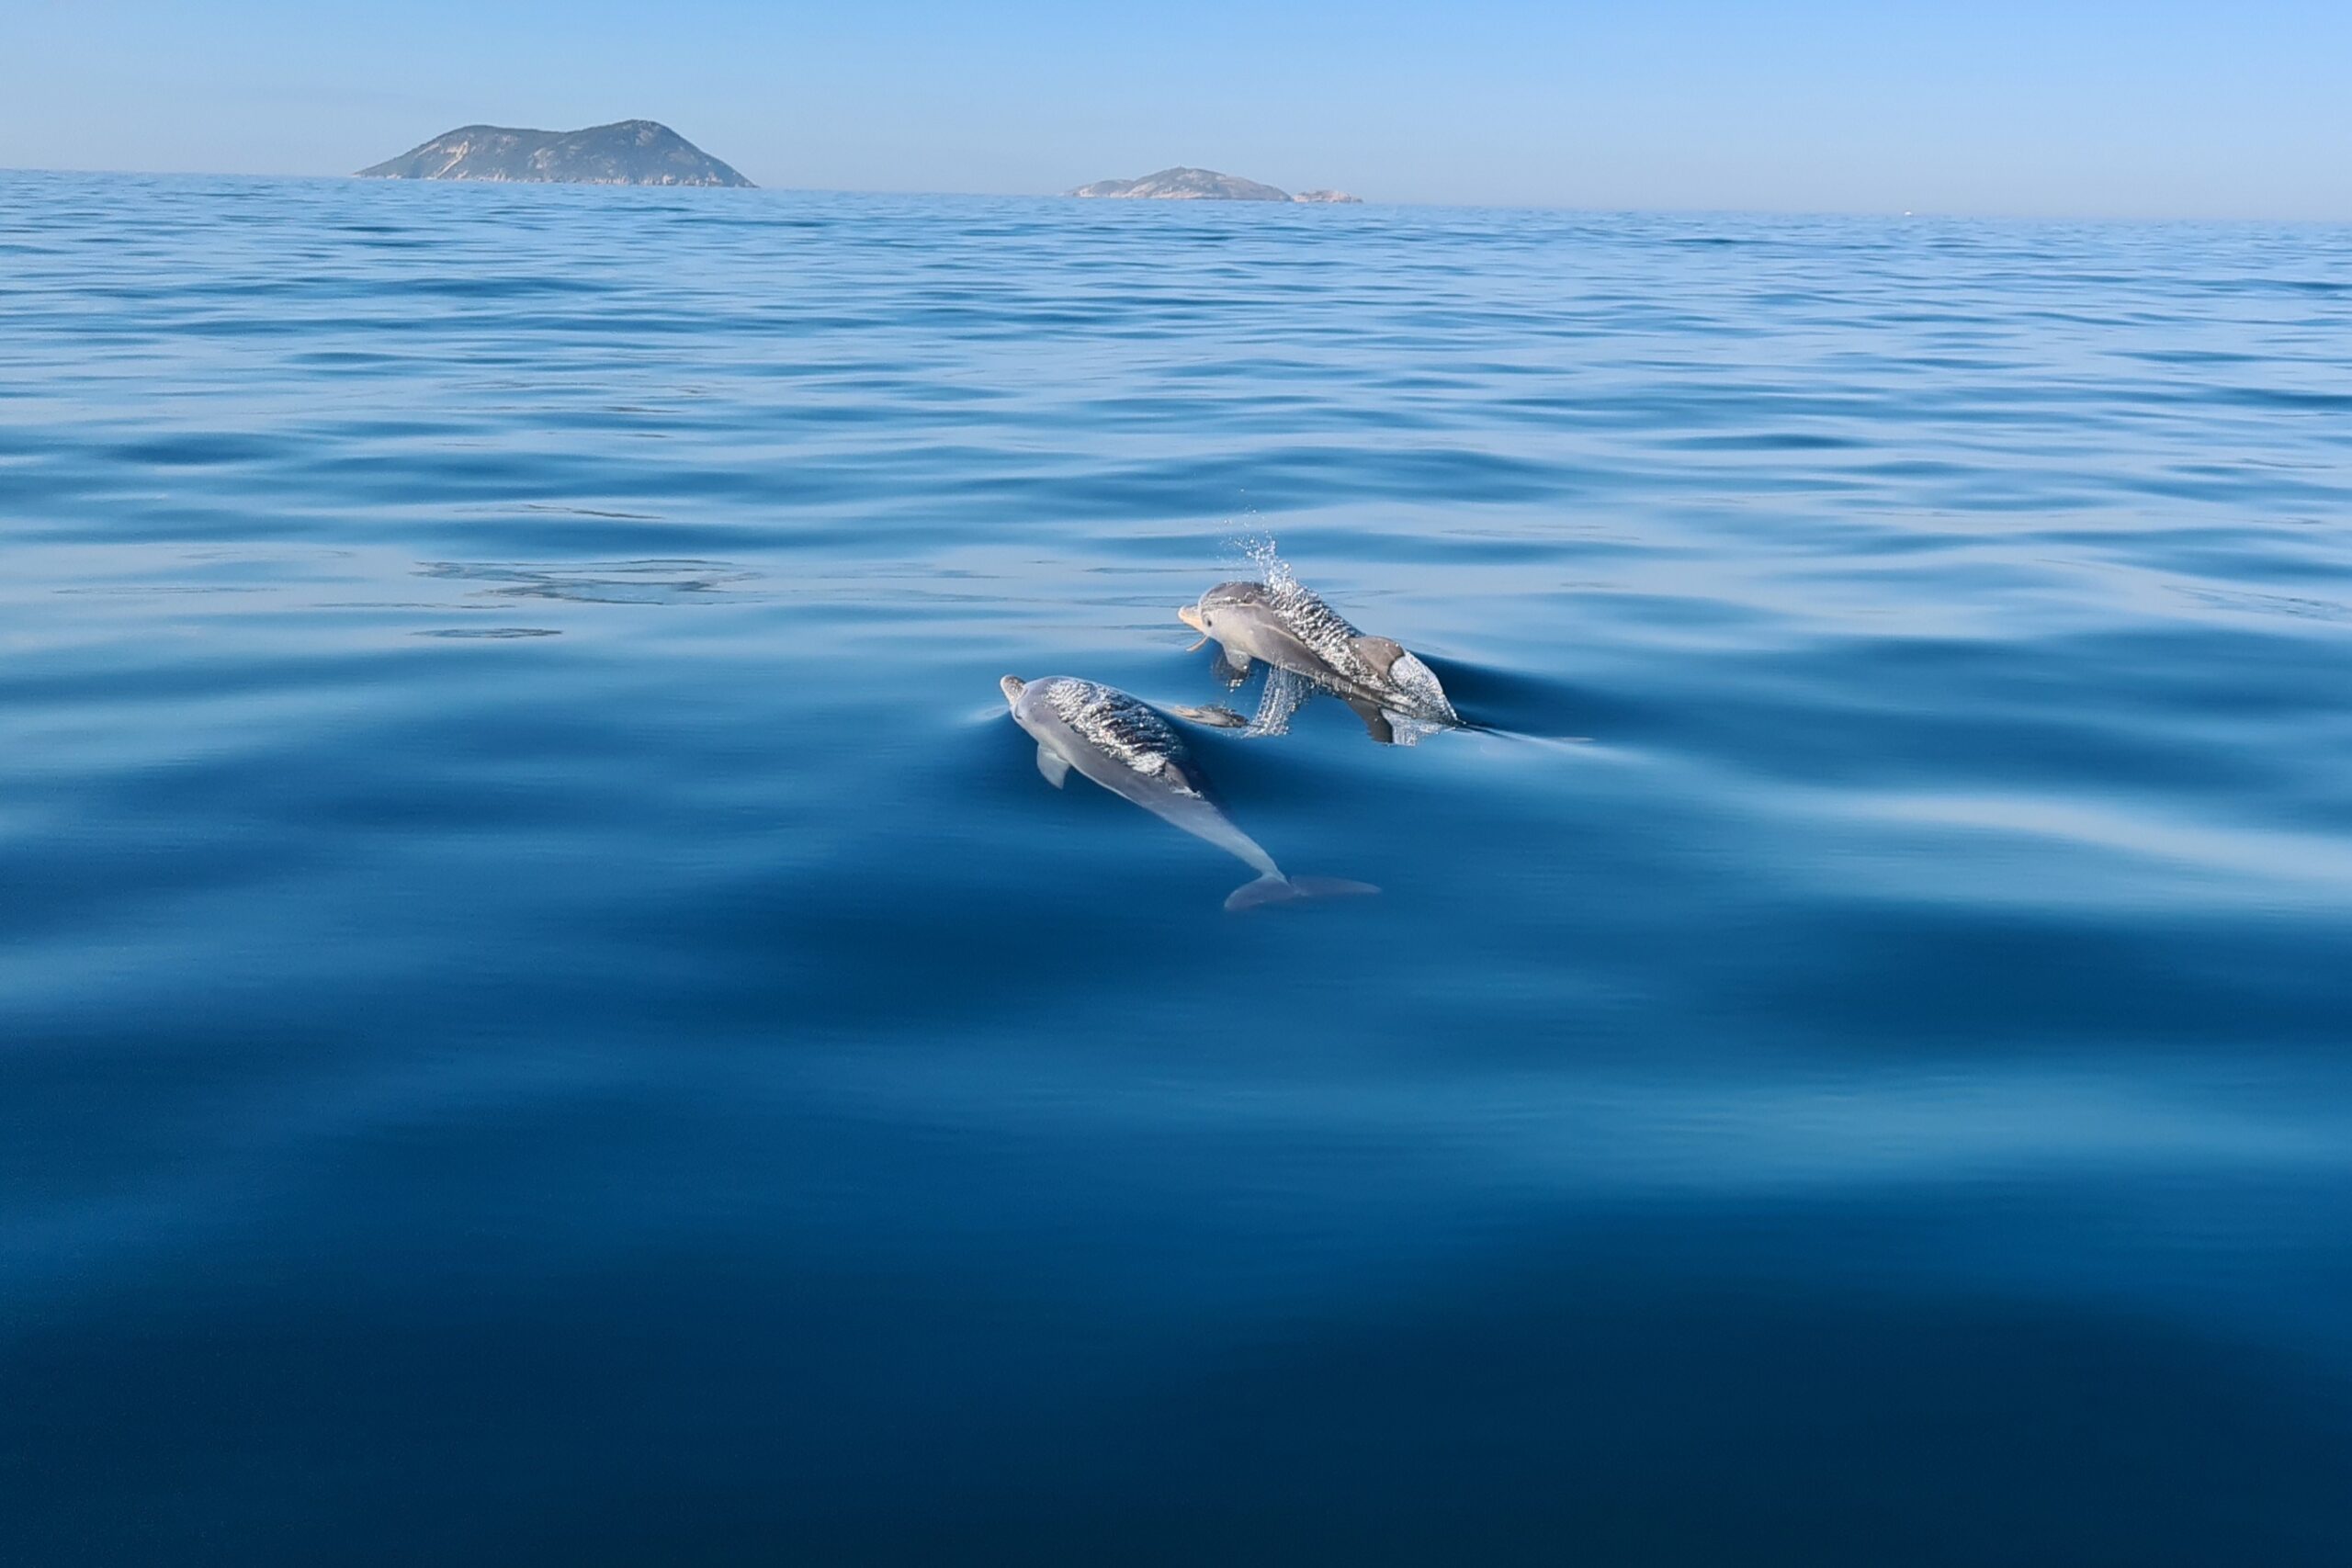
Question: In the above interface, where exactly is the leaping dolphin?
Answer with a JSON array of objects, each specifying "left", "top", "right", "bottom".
[
  {"left": 1001, "top": 674, "right": 1378, "bottom": 911},
  {"left": 1178, "top": 576, "right": 1458, "bottom": 743}
]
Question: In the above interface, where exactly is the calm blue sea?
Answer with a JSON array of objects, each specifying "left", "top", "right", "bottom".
[{"left": 4, "top": 170, "right": 2350, "bottom": 1564}]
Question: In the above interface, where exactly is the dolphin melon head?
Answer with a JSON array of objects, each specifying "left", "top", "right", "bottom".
[{"left": 1180, "top": 581, "right": 1272, "bottom": 638}]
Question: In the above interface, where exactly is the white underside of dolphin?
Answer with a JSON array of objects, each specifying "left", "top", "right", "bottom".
[{"left": 1002, "top": 674, "right": 1377, "bottom": 912}]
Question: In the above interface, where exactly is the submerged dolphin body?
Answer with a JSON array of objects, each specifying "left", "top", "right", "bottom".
[
  {"left": 1001, "top": 674, "right": 1377, "bottom": 911},
  {"left": 1178, "top": 577, "right": 1458, "bottom": 743}
]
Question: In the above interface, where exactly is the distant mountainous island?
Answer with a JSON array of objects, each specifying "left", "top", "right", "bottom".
[
  {"left": 1069, "top": 167, "right": 1361, "bottom": 203},
  {"left": 356, "top": 120, "right": 752, "bottom": 186}
]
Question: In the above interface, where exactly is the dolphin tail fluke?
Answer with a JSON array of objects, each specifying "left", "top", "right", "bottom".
[{"left": 1223, "top": 873, "right": 1381, "bottom": 913}]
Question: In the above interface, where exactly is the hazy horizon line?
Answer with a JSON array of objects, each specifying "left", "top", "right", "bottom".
[{"left": 6, "top": 161, "right": 2351, "bottom": 229}]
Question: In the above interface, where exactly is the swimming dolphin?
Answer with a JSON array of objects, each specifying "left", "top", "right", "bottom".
[
  {"left": 1001, "top": 674, "right": 1377, "bottom": 911},
  {"left": 1178, "top": 577, "right": 1458, "bottom": 742}
]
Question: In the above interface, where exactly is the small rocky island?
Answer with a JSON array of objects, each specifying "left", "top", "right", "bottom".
[
  {"left": 1069, "top": 167, "right": 1361, "bottom": 203},
  {"left": 356, "top": 119, "right": 752, "bottom": 186}
]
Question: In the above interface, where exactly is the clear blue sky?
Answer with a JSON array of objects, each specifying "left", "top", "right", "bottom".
[{"left": 5, "top": 0, "right": 2349, "bottom": 219}]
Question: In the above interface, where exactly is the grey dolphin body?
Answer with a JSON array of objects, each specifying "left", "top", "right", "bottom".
[
  {"left": 1178, "top": 578, "right": 1458, "bottom": 741},
  {"left": 1001, "top": 674, "right": 1377, "bottom": 911}
]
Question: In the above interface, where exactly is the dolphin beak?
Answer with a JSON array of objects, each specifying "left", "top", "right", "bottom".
[{"left": 1177, "top": 604, "right": 1204, "bottom": 633}]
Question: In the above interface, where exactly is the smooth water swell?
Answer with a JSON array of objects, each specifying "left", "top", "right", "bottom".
[{"left": 4, "top": 172, "right": 2351, "bottom": 1564}]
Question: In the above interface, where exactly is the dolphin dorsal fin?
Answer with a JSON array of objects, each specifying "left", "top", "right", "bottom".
[
  {"left": 1350, "top": 635, "right": 1408, "bottom": 679},
  {"left": 1157, "top": 757, "right": 1206, "bottom": 797}
]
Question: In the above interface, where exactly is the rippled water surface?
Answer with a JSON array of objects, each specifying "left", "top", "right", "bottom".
[{"left": 6, "top": 172, "right": 2352, "bottom": 1564}]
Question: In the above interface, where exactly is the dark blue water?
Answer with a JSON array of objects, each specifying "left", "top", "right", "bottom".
[{"left": 6, "top": 170, "right": 2351, "bottom": 1563}]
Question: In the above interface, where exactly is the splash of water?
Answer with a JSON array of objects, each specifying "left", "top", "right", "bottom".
[
  {"left": 1235, "top": 533, "right": 1301, "bottom": 603},
  {"left": 1216, "top": 536, "right": 1304, "bottom": 736},
  {"left": 1248, "top": 666, "right": 1312, "bottom": 737}
]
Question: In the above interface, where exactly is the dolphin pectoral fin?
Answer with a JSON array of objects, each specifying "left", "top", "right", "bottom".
[
  {"left": 1345, "top": 697, "right": 1396, "bottom": 745},
  {"left": 1225, "top": 873, "right": 1382, "bottom": 912},
  {"left": 1350, "top": 635, "right": 1408, "bottom": 680},
  {"left": 1035, "top": 746, "right": 1071, "bottom": 788},
  {"left": 1210, "top": 649, "right": 1253, "bottom": 687}
]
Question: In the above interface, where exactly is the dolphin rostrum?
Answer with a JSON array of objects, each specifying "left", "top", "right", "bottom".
[
  {"left": 1001, "top": 674, "right": 1378, "bottom": 911},
  {"left": 1178, "top": 575, "right": 1458, "bottom": 743}
]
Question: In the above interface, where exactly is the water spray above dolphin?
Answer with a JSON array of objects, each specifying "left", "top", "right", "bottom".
[
  {"left": 1001, "top": 674, "right": 1378, "bottom": 911},
  {"left": 1178, "top": 565, "right": 1459, "bottom": 744}
]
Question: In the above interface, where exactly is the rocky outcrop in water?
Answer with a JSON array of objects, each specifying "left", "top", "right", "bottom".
[
  {"left": 356, "top": 120, "right": 752, "bottom": 186},
  {"left": 1068, "top": 167, "right": 1359, "bottom": 203}
]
